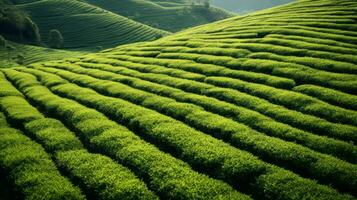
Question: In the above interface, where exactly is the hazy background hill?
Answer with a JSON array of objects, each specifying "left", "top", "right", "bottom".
[
  {"left": 211, "top": 0, "right": 294, "bottom": 14},
  {"left": 84, "top": 0, "right": 235, "bottom": 32}
]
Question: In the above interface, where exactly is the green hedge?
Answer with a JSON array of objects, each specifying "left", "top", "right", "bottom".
[
  {"left": 0, "top": 71, "right": 157, "bottom": 200},
  {"left": 25, "top": 118, "right": 84, "bottom": 153},
  {"left": 0, "top": 96, "right": 44, "bottom": 124},
  {"left": 73, "top": 57, "right": 206, "bottom": 81},
  {"left": 105, "top": 52, "right": 357, "bottom": 94},
  {"left": 266, "top": 34, "right": 357, "bottom": 50},
  {"left": 56, "top": 150, "right": 158, "bottom": 200},
  {"left": 4, "top": 69, "right": 248, "bottom": 200},
  {"left": 293, "top": 84, "right": 357, "bottom": 111},
  {"left": 104, "top": 54, "right": 296, "bottom": 89},
  {"left": 0, "top": 126, "right": 85, "bottom": 200},
  {"left": 29, "top": 65, "right": 357, "bottom": 194},
  {"left": 101, "top": 56, "right": 356, "bottom": 141},
  {"left": 12, "top": 67, "right": 354, "bottom": 200},
  {"left": 248, "top": 52, "right": 357, "bottom": 74},
  {"left": 45, "top": 61, "right": 356, "bottom": 163},
  {"left": 204, "top": 76, "right": 357, "bottom": 128},
  {"left": 0, "top": 72, "right": 23, "bottom": 97}
]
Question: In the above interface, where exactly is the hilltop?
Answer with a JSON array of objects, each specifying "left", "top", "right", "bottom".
[{"left": 0, "top": 0, "right": 356, "bottom": 200}]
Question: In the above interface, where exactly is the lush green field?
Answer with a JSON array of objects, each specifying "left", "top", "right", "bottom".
[
  {"left": 0, "top": 0, "right": 356, "bottom": 199},
  {"left": 85, "top": 0, "right": 235, "bottom": 32},
  {"left": 15, "top": 0, "right": 169, "bottom": 50}
]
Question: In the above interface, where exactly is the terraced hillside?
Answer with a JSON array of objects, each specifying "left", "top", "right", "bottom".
[
  {"left": 85, "top": 0, "right": 234, "bottom": 32},
  {"left": 15, "top": 0, "right": 169, "bottom": 50},
  {"left": 1, "top": 0, "right": 357, "bottom": 199}
]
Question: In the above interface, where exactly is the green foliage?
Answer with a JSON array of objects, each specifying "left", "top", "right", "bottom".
[
  {"left": 149, "top": 46, "right": 357, "bottom": 91},
  {"left": 0, "top": 127, "right": 85, "bottom": 200},
  {"left": 0, "top": 71, "right": 158, "bottom": 200},
  {"left": 25, "top": 118, "right": 83, "bottom": 153},
  {"left": 254, "top": 169, "right": 349, "bottom": 200},
  {"left": 58, "top": 61, "right": 357, "bottom": 160},
  {"left": 30, "top": 64, "right": 357, "bottom": 193},
  {"left": 202, "top": 84, "right": 357, "bottom": 143},
  {"left": 0, "top": 72, "right": 23, "bottom": 97},
  {"left": 23, "top": 16, "right": 41, "bottom": 44},
  {"left": 11, "top": 67, "right": 353, "bottom": 200},
  {"left": 1, "top": 0, "right": 357, "bottom": 199},
  {"left": 0, "top": 7, "right": 41, "bottom": 45},
  {"left": 0, "top": 96, "right": 43, "bottom": 124},
  {"left": 56, "top": 150, "right": 159, "bottom": 200},
  {"left": 4, "top": 68, "right": 249, "bottom": 200},
  {"left": 204, "top": 76, "right": 357, "bottom": 129},
  {"left": 48, "top": 29, "right": 63, "bottom": 49},
  {"left": 293, "top": 84, "right": 357, "bottom": 111},
  {"left": 47, "top": 82, "right": 351, "bottom": 200},
  {"left": 248, "top": 52, "right": 357, "bottom": 74},
  {"left": 107, "top": 54, "right": 296, "bottom": 89}
]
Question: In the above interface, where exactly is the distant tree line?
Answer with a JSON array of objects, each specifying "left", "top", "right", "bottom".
[{"left": 0, "top": 2, "right": 64, "bottom": 49}]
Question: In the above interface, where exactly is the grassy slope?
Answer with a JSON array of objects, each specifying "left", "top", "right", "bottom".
[
  {"left": 84, "top": 0, "right": 235, "bottom": 32},
  {"left": 15, "top": 0, "right": 169, "bottom": 50},
  {"left": 0, "top": 41, "right": 85, "bottom": 66},
  {"left": 1, "top": 0, "right": 357, "bottom": 199}
]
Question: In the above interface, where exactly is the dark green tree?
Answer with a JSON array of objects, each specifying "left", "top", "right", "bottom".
[
  {"left": 0, "top": 7, "right": 41, "bottom": 45},
  {"left": 23, "top": 16, "right": 41, "bottom": 44},
  {"left": 48, "top": 29, "right": 64, "bottom": 49}
]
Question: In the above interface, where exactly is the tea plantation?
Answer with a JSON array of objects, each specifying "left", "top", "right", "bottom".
[{"left": 0, "top": 0, "right": 356, "bottom": 199}]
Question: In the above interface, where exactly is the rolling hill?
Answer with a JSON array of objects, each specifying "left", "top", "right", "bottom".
[
  {"left": 84, "top": 0, "right": 235, "bottom": 32},
  {"left": 0, "top": 0, "right": 357, "bottom": 200},
  {"left": 14, "top": 0, "right": 169, "bottom": 50}
]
